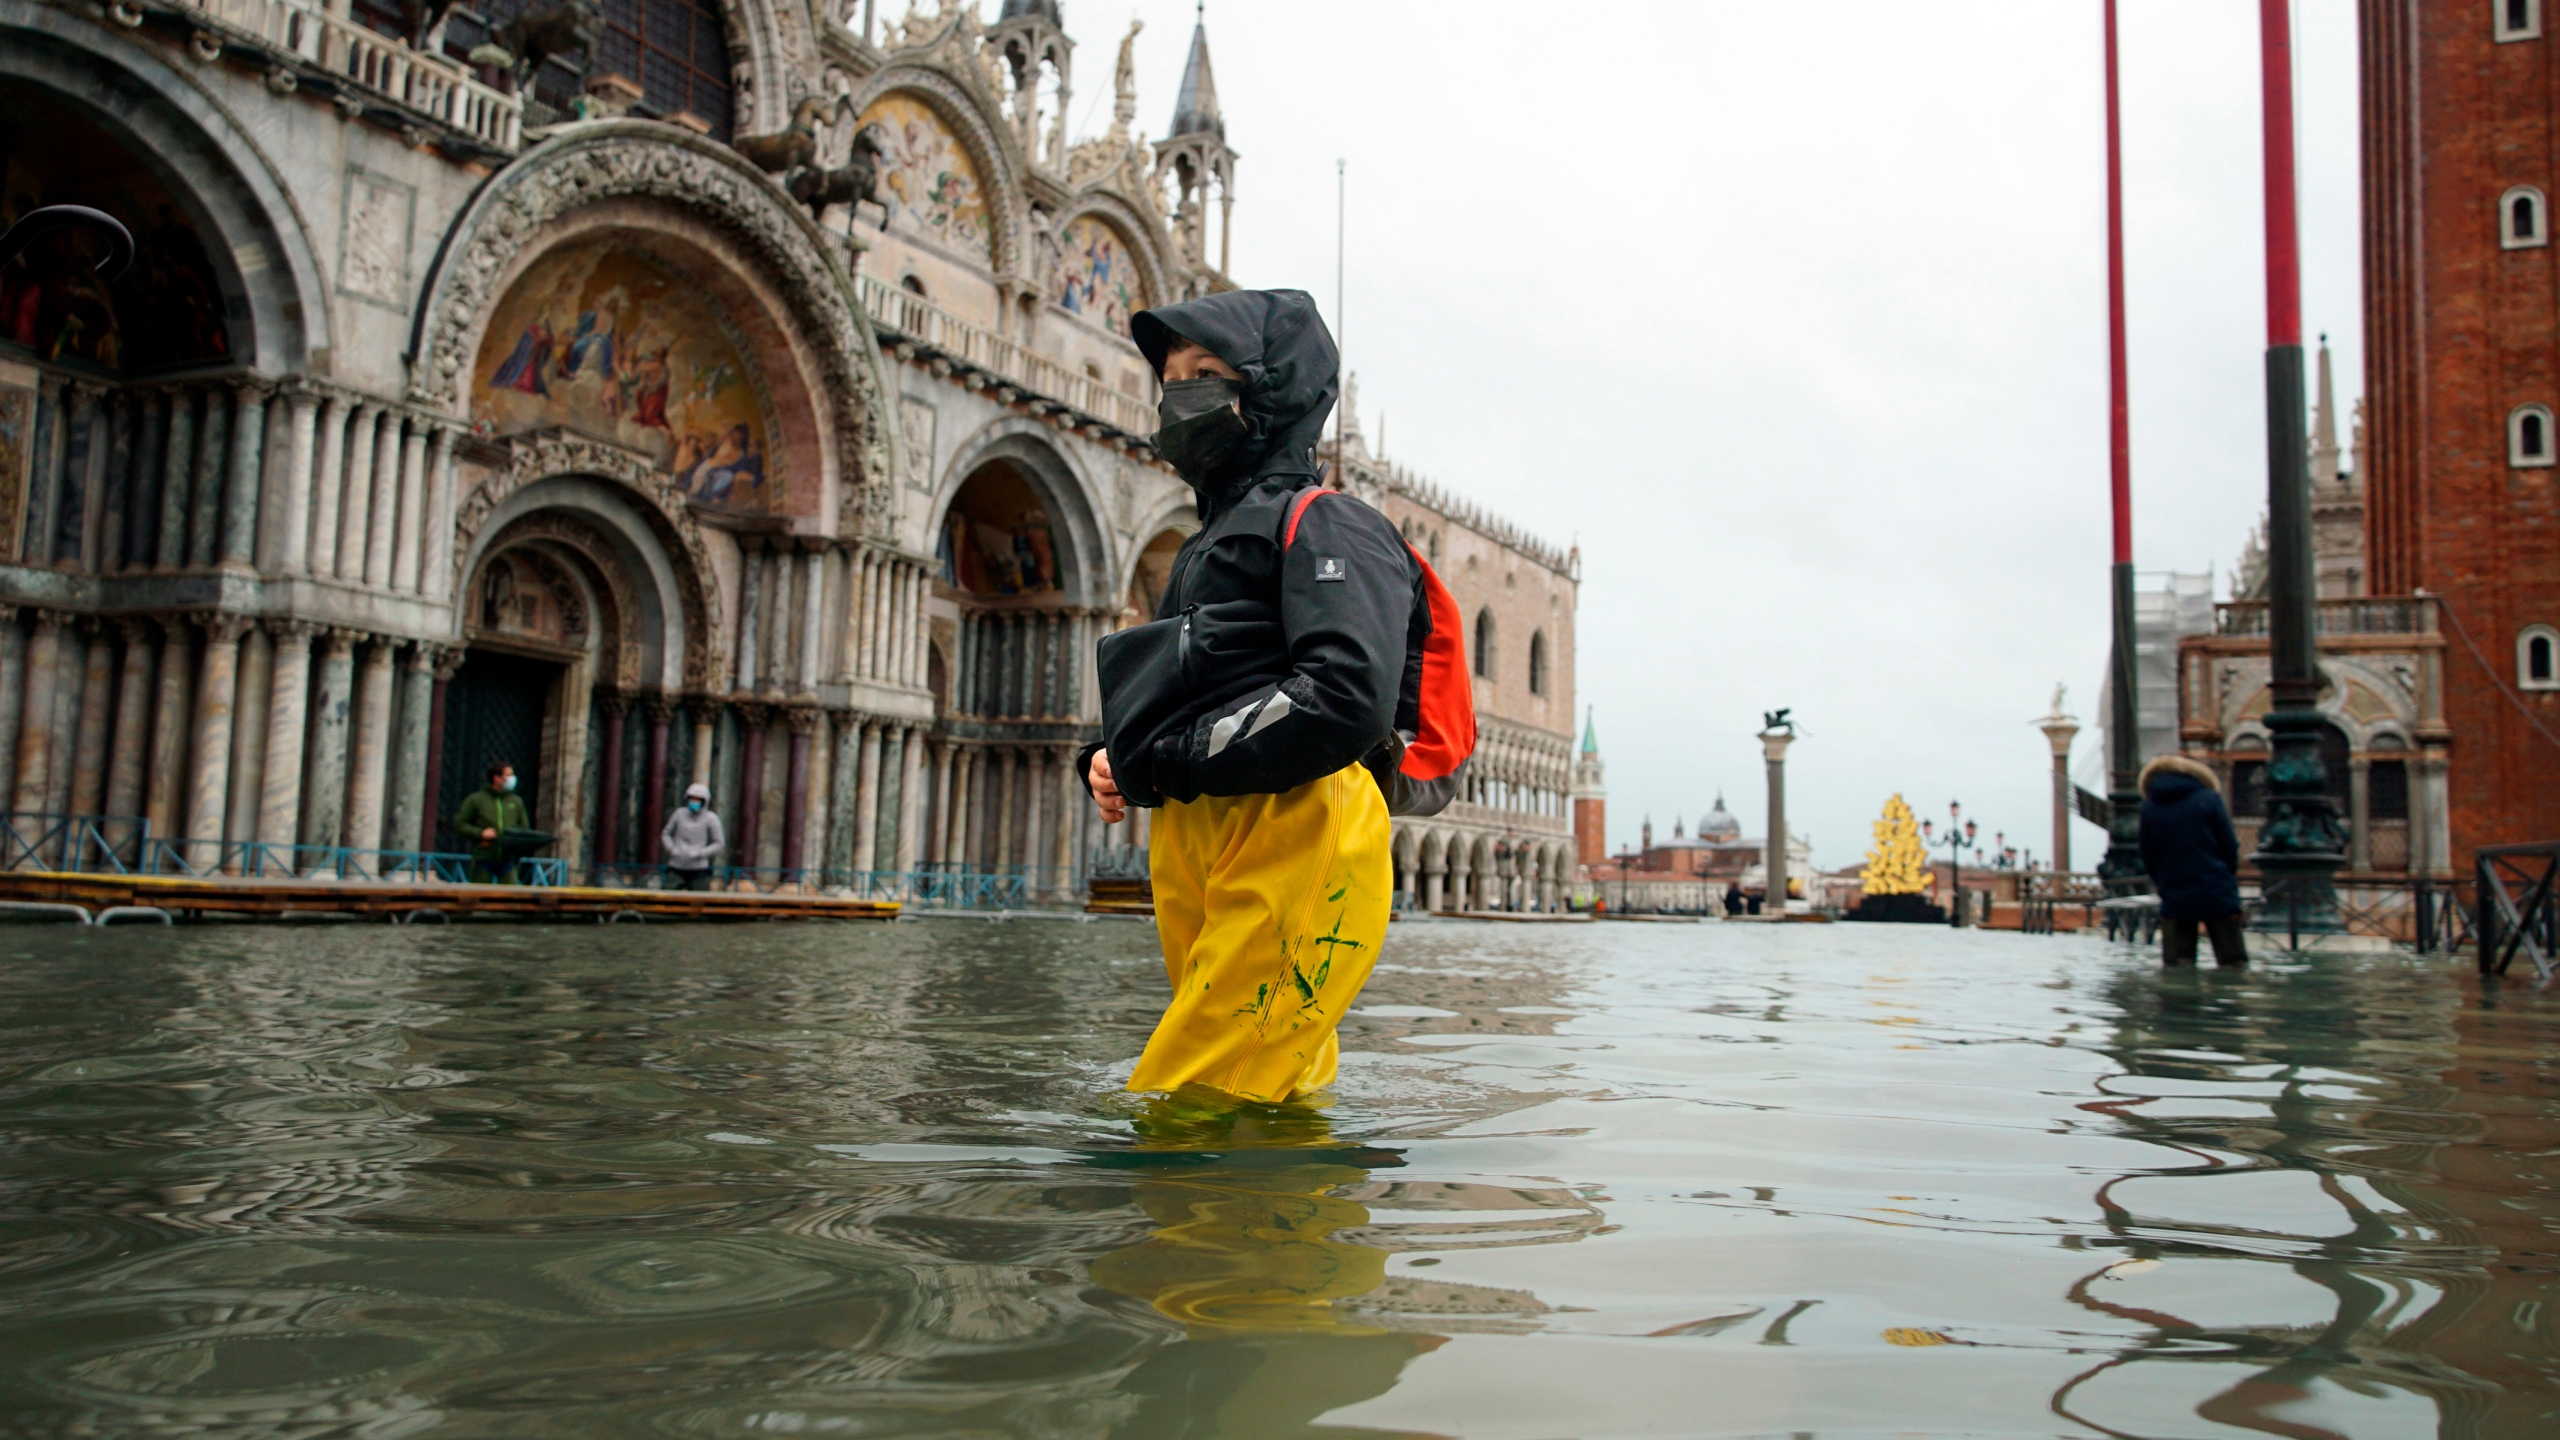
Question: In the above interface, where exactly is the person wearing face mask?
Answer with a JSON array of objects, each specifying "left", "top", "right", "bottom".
[
  {"left": 660, "top": 782, "right": 726, "bottom": 891},
  {"left": 1083, "top": 289, "right": 1474, "bottom": 1103},
  {"left": 452, "top": 761, "right": 533, "bottom": 883}
]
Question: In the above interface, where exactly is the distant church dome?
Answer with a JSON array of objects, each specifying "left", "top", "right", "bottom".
[{"left": 1700, "top": 794, "right": 1741, "bottom": 840}]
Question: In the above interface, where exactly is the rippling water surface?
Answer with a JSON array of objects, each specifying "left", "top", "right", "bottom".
[{"left": 1, "top": 916, "right": 2555, "bottom": 1438}]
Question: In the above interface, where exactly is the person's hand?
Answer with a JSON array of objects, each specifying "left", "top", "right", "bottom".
[
  {"left": 481, "top": 827, "right": 497, "bottom": 841},
  {"left": 1088, "top": 750, "right": 1126, "bottom": 824}
]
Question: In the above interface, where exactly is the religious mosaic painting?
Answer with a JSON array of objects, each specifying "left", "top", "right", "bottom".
[
  {"left": 938, "top": 465, "right": 1057, "bottom": 595},
  {"left": 473, "top": 246, "right": 776, "bottom": 512},
  {"left": 0, "top": 86, "right": 232, "bottom": 373},
  {"left": 1056, "top": 215, "right": 1145, "bottom": 337},
  {"left": 861, "top": 93, "right": 992, "bottom": 260}
]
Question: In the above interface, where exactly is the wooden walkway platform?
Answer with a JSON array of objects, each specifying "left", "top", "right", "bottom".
[{"left": 0, "top": 870, "right": 899, "bottom": 923}]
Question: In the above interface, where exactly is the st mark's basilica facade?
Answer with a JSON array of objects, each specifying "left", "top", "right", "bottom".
[{"left": 0, "top": 0, "right": 1580, "bottom": 907}]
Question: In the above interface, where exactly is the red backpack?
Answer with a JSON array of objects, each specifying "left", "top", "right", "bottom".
[{"left": 1285, "top": 488, "right": 1477, "bottom": 805}]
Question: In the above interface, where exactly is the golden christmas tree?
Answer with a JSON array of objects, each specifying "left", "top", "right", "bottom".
[{"left": 1861, "top": 793, "right": 1928, "bottom": 896}]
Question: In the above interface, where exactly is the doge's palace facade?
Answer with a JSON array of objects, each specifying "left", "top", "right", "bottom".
[{"left": 0, "top": 0, "right": 1574, "bottom": 900}]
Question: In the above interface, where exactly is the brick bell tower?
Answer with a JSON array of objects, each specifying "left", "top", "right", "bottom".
[{"left": 1573, "top": 708, "right": 1607, "bottom": 868}]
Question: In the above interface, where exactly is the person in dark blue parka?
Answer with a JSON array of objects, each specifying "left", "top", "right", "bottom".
[{"left": 2137, "top": 754, "right": 2247, "bottom": 966}]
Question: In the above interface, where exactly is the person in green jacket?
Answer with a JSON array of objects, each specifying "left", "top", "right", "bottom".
[{"left": 453, "top": 761, "right": 532, "bottom": 883}]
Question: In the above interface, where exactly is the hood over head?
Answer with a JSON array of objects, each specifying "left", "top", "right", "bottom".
[
  {"left": 684, "top": 782, "right": 711, "bottom": 802},
  {"left": 2139, "top": 753, "right": 2221, "bottom": 800},
  {"left": 1132, "top": 289, "right": 1337, "bottom": 508}
]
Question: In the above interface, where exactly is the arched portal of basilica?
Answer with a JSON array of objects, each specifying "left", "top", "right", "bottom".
[{"left": 0, "top": 0, "right": 1581, "bottom": 908}]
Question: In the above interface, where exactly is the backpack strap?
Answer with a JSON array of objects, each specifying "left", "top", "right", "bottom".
[{"left": 1282, "top": 486, "right": 1328, "bottom": 549}]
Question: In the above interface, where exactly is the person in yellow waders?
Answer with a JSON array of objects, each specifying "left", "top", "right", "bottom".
[{"left": 1084, "top": 290, "right": 1474, "bottom": 1104}]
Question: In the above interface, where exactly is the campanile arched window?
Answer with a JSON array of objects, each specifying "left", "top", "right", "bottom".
[
  {"left": 2500, "top": 0, "right": 2544, "bottom": 43},
  {"left": 2523, "top": 624, "right": 2560, "bottom": 690},
  {"left": 1473, "top": 607, "right": 1496, "bottom": 681},
  {"left": 2512, "top": 403, "right": 2555, "bottom": 466},
  {"left": 2503, "top": 186, "right": 2548, "bottom": 248}
]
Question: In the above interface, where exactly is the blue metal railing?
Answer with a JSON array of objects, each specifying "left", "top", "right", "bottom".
[
  {"left": 3, "top": 813, "right": 565, "bottom": 886},
  {"left": 580, "top": 861, "right": 1047, "bottom": 909}
]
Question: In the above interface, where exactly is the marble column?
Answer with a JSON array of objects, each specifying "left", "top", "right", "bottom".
[
  {"left": 263, "top": 385, "right": 320, "bottom": 574},
  {"left": 257, "top": 621, "right": 317, "bottom": 849},
  {"left": 895, "top": 724, "right": 925, "bottom": 873},
  {"left": 421, "top": 426, "right": 459, "bottom": 601},
  {"left": 143, "top": 622, "right": 194, "bottom": 839},
  {"left": 301, "top": 631, "right": 355, "bottom": 852},
  {"left": 593, "top": 690, "right": 629, "bottom": 870},
  {"left": 154, "top": 392, "right": 194, "bottom": 571},
  {"left": 185, "top": 616, "right": 250, "bottom": 865},
  {"left": 826, "top": 710, "right": 858, "bottom": 872},
  {"left": 362, "top": 414, "right": 400, "bottom": 586},
  {"left": 218, "top": 382, "right": 266, "bottom": 566},
  {"left": 1052, "top": 744, "right": 1078, "bottom": 894},
  {"left": 799, "top": 543, "right": 825, "bottom": 691},
  {"left": 66, "top": 622, "right": 116, "bottom": 822},
  {"left": 419, "top": 648, "right": 463, "bottom": 852},
  {"left": 391, "top": 420, "right": 428, "bottom": 592},
  {"left": 186, "top": 388, "right": 227, "bottom": 567},
  {"left": 123, "top": 393, "right": 164, "bottom": 570},
  {"left": 335, "top": 406, "right": 376, "bottom": 582},
  {"left": 735, "top": 702, "right": 769, "bottom": 881},
  {"left": 641, "top": 694, "right": 675, "bottom": 865},
  {"left": 306, "top": 396, "right": 347, "bottom": 577},
  {"left": 689, "top": 698, "right": 718, "bottom": 786},
  {"left": 859, "top": 552, "right": 883, "bottom": 679},
  {"left": 223, "top": 624, "right": 272, "bottom": 861},
  {"left": 10, "top": 612, "right": 64, "bottom": 817},
  {"left": 104, "top": 619, "right": 157, "bottom": 828},
  {"left": 948, "top": 746, "right": 976, "bottom": 869},
  {"left": 734, "top": 541, "right": 763, "bottom": 692},
  {"left": 930, "top": 740, "right": 956, "bottom": 864},
  {"left": 46, "top": 384, "right": 95, "bottom": 569},
  {"left": 852, "top": 719, "right": 883, "bottom": 873},
  {"left": 782, "top": 707, "right": 815, "bottom": 876},
  {"left": 340, "top": 638, "right": 395, "bottom": 862},
  {"left": 386, "top": 645, "right": 435, "bottom": 862},
  {"left": 992, "top": 746, "right": 1017, "bottom": 871}
]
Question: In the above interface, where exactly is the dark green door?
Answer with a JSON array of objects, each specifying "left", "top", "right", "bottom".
[{"left": 436, "top": 649, "right": 559, "bottom": 851}]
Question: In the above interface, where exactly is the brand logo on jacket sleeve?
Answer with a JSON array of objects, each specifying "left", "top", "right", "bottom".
[{"left": 1316, "top": 557, "right": 1346, "bottom": 582}]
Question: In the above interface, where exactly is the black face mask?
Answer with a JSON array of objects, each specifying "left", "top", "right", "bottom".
[{"left": 1152, "top": 377, "right": 1252, "bottom": 486}]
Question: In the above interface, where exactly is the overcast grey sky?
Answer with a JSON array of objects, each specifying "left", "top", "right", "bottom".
[{"left": 1092, "top": 0, "right": 2361, "bottom": 871}]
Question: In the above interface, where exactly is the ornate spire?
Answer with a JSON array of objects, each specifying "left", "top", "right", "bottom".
[
  {"left": 2310, "top": 333, "right": 2342, "bottom": 488},
  {"left": 1581, "top": 705, "right": 1599, "bottom": 755},
  {"left": 1169, "top": 6, "right": 1222, "bottom": 139}
]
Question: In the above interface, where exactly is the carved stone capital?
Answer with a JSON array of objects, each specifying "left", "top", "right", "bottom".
[
  {"left": 430, "top": 644, "right": 467, "bottom": 681},
  {"left": 265, "top": 617, "right": 323, "bottom": 645},
  {"left": 597, "top": 687, "right": 635, "bottom": 717},
  {"left": 785, "top": 705, "right": 820, "bottom": 734},
  {"left": 201, "top": 612, "right": 256, "bottom": 645},
  {"left": 642, "top": 691, "right": 682, "bottom": 724},
  {"left": 320, "top": 628, "right": 360, "bottom": 658},
  {"left": 688, "top": 694, "right": 725, "bottom": 726},
  {"left": 735, "top": 699, "right": 775, "bottom": 728}
]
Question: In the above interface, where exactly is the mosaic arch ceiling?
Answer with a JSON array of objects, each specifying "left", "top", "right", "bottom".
[
  {"left": 860, "top": 92, "right": 993, "bottom": 262},
  {"left": 938, "top": 464, "right": 1058, "bottom": 596},
  {"left": 0, "top": 84, "right": 232, "bottom": 374},
  {"left": 1056, "top": 214, "right": 1147, "bottom": 338},
  {"left": 473, "top": 245, "right": 778, "bottom": 514}
]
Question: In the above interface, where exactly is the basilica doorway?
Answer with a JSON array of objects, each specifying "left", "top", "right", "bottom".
[{"left": 435, "top": 649, "right": 560, "bottom": 849}]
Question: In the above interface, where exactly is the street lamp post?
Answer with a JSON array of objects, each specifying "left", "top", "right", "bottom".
[
  {"left": 1923, "top": 803, "right": 1979, "bottom": 929},
  {"left": 2099, "top": 0, "right": 2146, "bottom": 895},
  {"left": 2248, "top": 0, "right": 2346, "bottom": 934}
]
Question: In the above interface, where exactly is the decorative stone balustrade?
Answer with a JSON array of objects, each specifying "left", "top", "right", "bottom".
[
  {"left": 174, "top": 0, "right": 522, "bottom": 151},
  {"left": 858, "top": 273, "right": 1158, "bottom": 439}
]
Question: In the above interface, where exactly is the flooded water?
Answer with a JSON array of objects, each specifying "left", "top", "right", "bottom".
[{"left": 0, "top": 916, "right": 2553, "bottom": 1439}]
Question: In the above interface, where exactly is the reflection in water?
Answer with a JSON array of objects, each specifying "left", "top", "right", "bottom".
[{"left": 0, "top": 921, "right": 2553, "bottom": 1437}]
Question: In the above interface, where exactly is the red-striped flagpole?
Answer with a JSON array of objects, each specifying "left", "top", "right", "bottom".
[{"left": 2100, "top": 0, "right": 2144, "bottom": 885}]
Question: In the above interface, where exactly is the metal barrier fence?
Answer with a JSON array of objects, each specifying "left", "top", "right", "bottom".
[
  {"left": 2475, "top": 841, "right": 2559, "bottom": 981},
  {"left": 560, "top": 861, "right": 1062, "bottom": 909},
  {"left": 4, "top": 813, "right": 565, "bottom": 885},
  {"left": 2020, "top": 865, "right": 2476, "bottom": 953}
]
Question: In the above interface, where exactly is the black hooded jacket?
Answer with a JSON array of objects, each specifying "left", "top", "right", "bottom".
[{"left": 1084, "top": 289, "right": 1428, "bottom": 808}]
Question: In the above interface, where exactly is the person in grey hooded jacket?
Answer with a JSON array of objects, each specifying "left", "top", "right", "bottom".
[{"left": 661, "top": 782, "right": 724, "bottom": 891}]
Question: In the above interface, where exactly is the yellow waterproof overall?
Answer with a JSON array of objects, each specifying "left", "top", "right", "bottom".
[{"left": 1131, "top": 763, "right": 1393, "bottom": 1101}]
